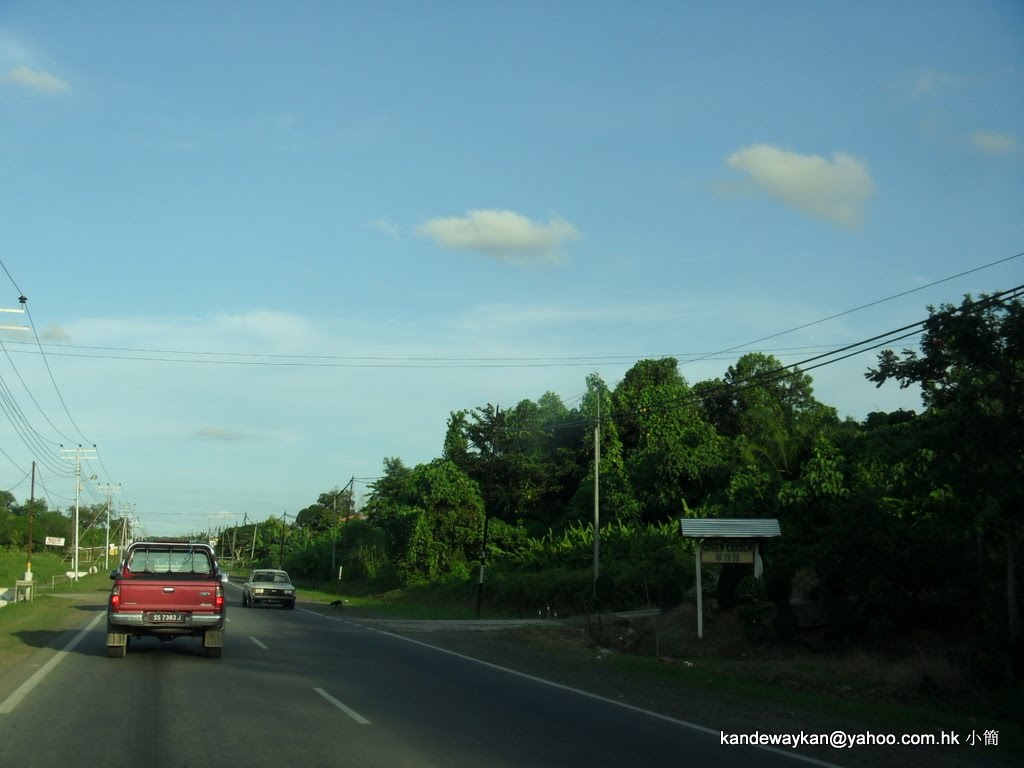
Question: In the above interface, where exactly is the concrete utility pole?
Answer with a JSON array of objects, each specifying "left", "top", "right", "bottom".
[
  {"left": 0, "top": 297, "right": 29, "bottom": 332},
  {"left": 26, "top": 461, "right": 36, "bottom": 579},
  {"left": 593, "top": 390, "right": 601, "bottom": 596},
  {"left": 476, "top": 405, "right": 499, "bottom": 618},
  {"left": 3, "top": 300, "right": 28, "bottom": 578},
  {"left": 61, "top": 445, "right": 97, "bottom": 583},
  {"left": 120, "top": 503, "right": 136, "bottom": 550},
  {"left": 278, "top": 512, "right": 288, "bottom": 569},
  {"left": 97, "top": 483, "right": 121, "bottom": 571}
]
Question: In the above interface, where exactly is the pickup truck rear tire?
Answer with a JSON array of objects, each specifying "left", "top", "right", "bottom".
[
  {"left": 205, "top": 646, "right": 223, "bottom": 659},
  {"left": 107, "top": 644, "right": 127, "bottom": 658}
]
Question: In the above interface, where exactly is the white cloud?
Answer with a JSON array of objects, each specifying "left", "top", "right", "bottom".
[
  {"left": 417, "top": 209, "right": 581, "bottom": 264},
  {"left": 971, "top": 131, "right": 1019, "bottom": 156},
  {"left": 1, "top": 65, "right": 69, "bottom": 93},
  {"left": 724, "top": 144, "right": 874, "bottom": 229},
  {"left": 41, "top": 324, "right": 72, "bottom": 343}
]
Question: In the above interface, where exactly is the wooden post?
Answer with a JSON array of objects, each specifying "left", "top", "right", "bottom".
[{"left": 695, "top": 541, "right": 703, "bottom": 639}]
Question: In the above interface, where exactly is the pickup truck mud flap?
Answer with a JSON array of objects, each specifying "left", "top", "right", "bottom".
[
  {"left": 203, "top": 629, "right": 224, "bottom": 648},
  {"left": 200, "top": 626, "right": 223, "bottom": 659},
  {"left": 106, "top": 631, "right": 128, "bottom": 658},
  {"left": 106, "top": 631, "right": 128, "bottom": 647},
  {"left": 202, "top": 629, "right": 224, "bottom": 658}
]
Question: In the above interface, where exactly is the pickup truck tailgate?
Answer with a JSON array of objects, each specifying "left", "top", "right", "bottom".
[{"left": 115, "top": 579, "right": 221, "bottom": 612}]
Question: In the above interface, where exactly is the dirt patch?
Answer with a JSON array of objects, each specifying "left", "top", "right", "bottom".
[{"left": 366, "top": 606, "right": 1019, "bottom": 768}]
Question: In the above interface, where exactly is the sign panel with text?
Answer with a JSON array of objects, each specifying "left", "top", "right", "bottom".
[{"left": 700, "top": 538, "right": 755, "bottom": 564}]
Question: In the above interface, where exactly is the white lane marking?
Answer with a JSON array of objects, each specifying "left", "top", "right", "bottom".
[
  {"left": 301, "top": 607, "right": 839, "bottom": 767},
  {"left": 314, "top": 687, "right": 372, "bottom": 725},
  {"left": 248, "top": 636, "right": 269, "bottom": 650},
  {"left": 299, "top": 607, "right": 356, "bottom": 625},
  {"left": 369, "top": 629, "right": 844, "bottom": 768},
  {"left": 0, "top": 611, "right": 104, "bottom": 715}
]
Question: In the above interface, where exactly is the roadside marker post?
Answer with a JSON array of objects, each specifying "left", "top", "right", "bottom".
[{"left": 680, "top": 518, "right": 782, "bottom": 639}]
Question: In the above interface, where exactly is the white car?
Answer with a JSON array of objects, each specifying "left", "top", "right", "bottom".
[{"left": 242, "top": 568, "right": 296, "bottom": 609}]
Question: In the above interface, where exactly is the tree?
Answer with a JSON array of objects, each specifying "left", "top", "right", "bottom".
[
  {"left": 317, "top": 486, "right": 355, "bottom": 525},
  {"left": 698, "top": 353, "right": 836, "bottom": 480},
  {"left": 295, "top": 503, "right": 332, "bottom": 535},
  {"left": 442, "top": 410, "right": 472, "bottom": 471},
  {"left": 445, "top": 398, "right": 581, "bottom": 534},
  {"left": 567, "top": 373, "right": 640, "bottom": 526},
  {"left": 0, "top": 491, "right": 15, "bottom": 547},
  {"left": 613, "top": 359, "right": 725, "bottom": 522},
  {"left": 364, "top": 458, "right": 484, "bottom": 583},
  {"left": 867, "top": 292, "right": 1024, "bottom": 641}
]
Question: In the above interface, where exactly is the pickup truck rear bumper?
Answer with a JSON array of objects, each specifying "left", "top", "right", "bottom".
[{"left": 108, "top": 613, "right": 225, "bottom": 630}]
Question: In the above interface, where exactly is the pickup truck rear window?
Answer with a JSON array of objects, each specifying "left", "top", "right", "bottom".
[{"left": 128, "top": 548, "right": 212, "bottom": 575}]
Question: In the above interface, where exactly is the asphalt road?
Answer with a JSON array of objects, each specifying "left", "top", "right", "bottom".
[{"left": 0, "top": 586, "right": 833, "bottom": 768}]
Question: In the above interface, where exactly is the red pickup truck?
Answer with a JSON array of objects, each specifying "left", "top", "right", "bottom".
[{"left": 106, "top": 541, "right": 227, "bottom": 658}]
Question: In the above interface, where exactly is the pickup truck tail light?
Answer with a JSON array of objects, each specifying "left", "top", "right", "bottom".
[
  {"left": 215, "top": 584, "right": 224, "bottom": 610},
  {"left": 110, "top": 584, "right": 121, "bottom": 610}
]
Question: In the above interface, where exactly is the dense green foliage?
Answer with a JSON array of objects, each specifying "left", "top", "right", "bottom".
[{"left": 0, "top": 494, "right": 117, "bottom": 563}]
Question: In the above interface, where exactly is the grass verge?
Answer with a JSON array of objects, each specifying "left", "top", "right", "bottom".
[{"left": 0, "top": 568, "right": 110, "bottom": 677}]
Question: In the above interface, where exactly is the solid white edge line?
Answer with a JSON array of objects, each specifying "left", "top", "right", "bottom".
[
  {"left": 248, "top": 636, "right": 269, "bottom": 650},
  {"left": 314, "top": 687, "right": 372, "bottom": 724},
  {"left": 364, "top": 626, "right": 846, "bottom": 768},
  {"left": 0, "top": 611, "right": 105, "bottom": 715}
]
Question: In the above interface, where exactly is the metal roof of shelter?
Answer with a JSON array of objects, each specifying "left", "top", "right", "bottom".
[{"left": 679, "top": 518, "right": 781, "bottom": 538}]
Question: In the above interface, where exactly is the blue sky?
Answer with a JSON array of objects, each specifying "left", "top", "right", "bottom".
[{"left": 1, "top": 1, "right": 1021, "bottom": 536}]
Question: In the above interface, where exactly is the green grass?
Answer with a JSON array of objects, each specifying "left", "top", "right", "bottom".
[
  {"left": 607, "top": 649, "right": 1022, "bottom": 732},
  {"left": 1, "top": 548, "right": 115, "bottom": 589},
  {"left": 0, "top": 550, "right": 111, "bottom": 676},
  {"left": 292, "top": 577, "right": 526, "bottom": 619}
]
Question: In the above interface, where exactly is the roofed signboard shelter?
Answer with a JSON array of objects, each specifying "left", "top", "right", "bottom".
[{"left": 680, "top": 518, "right": 781, "bottom": 639}]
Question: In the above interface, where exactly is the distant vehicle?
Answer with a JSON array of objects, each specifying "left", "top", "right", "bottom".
[
  {"left": 242, "top": 568, "right": 296, "bottom": 609},
  {"left": 107, "top": 541, "right": 227, "bottom": 658}
]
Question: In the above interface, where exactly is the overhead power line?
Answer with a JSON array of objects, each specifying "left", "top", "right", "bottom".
[
  {"left": 543, "top": 283, "right": 1024, "bottom": 433},
  {"left": 2, "top": 250, "right": 1020, "bottom": 371}
]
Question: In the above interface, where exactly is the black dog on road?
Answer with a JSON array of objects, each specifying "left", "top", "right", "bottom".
[{"left": 330, "top": 599, "right": 344, "bottom": 610}]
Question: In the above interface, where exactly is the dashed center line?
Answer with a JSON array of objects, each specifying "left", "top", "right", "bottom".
[
  {"left": 248, "top": 636, "right": 269, "bottom": 650},
  {"left": 314, "top": 688, "right": 372, "bottom": 724}
]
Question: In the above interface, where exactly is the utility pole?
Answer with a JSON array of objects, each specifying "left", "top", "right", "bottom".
[
  {"left": 278, "top": 512, "right": 288, "bottom": 569},
  {"left": 4, "top": 300, "right": 29, "bottom": 579},
  {"left": 97, "top": 483, "right": 121, "bottom": 571},
  {"left": 250, "top": 517, "right": 259, "bottom": 564},
  {"left": 345, "top": 476, "right": 355, "bottom": 523},
  {"left": 26, "top": 461, "right": 36, "bottom": 580},
  {"left": 120, "top": 503, "right": 135, "bottom": 550},
  {"left": 593, "top": 389, "right": 601, "bottom": 596},
  {"left": 476, "top": 405, "right": 499, "bottom": 618},
  {"left": 61, "top": 445, "right": 96, "bottom": 583},
  {"left": 0, "top": 296, "right": 29, "bottom": 332}
]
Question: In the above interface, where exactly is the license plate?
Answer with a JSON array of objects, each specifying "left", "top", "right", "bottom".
[{"left": 147, "top": 612, "right": 186, "bottom": 622}]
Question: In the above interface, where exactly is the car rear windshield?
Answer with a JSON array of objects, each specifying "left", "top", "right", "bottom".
[
  {"left": 127, "top": 547, "right": 213, "bottom": 576},
  {"left": 253, "top": 571, "right": 291, "bottom": 584}
]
